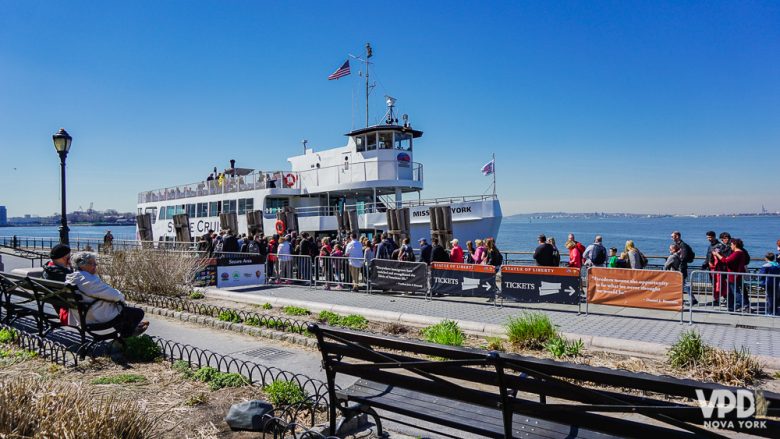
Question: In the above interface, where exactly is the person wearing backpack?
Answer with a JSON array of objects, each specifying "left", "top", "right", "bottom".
[
  {"left": 671, "top": 231, "right": 695, "bottom": 279},
  {"left": 625, "top": 240, "right": 648, "bottom": 269},
  {"left": 584, "top": 236, "right": 608, "bottom": 267},
  {"left": 398, "top": 238, "right": 416, "bottom": 262}
]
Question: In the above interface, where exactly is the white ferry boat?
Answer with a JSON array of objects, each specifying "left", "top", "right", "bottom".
[{"left": 137, "top": 92, "right": 501, "bottom": 243}]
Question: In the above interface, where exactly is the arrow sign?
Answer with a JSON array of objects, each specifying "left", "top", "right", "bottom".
[{"left": 566, "top": 286, "right": 577, "bottom": 296}]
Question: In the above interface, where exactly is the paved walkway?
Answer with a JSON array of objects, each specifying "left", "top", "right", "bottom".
[{"left": 205, "top": 284, "right": 780, "bottom": 363}]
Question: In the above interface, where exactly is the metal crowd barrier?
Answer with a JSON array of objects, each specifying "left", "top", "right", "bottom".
[
  {"left": 273, "top": 254, "right": 315, "bottom": 285},
  {"left": 314, "top": 256, "right": 369, "bottom": 291},
  {"left": 688, "top": 269, "right": 780, "bottom": 322}
]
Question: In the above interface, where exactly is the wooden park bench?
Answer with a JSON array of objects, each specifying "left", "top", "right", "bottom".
[
  {"left": 308, "top": 323, "right": 780, "bottom": 438},
  {"left": 0, "top": 272, "right": 124, "bottom": 357}
]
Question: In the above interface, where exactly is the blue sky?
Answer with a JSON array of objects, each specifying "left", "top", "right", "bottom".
[{"left": 1, "top": 1, "right": 778, "bottom": 217}]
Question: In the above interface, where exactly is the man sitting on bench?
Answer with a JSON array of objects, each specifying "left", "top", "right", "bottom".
[
  {"left": 66, "top": 252, "right": 149, "bottom": 337},
  {"left": 42, "top": 244, "right": 73, "bottom": 282}
]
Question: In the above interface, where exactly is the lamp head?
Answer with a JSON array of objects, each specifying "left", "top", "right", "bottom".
[{"left": 52, "top": 128, "right": 72, "bottom": 154}]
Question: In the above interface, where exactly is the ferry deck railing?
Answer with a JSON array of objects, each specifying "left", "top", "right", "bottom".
[{"left": 137, "top": 160, "right": 424, "bottom": 204}]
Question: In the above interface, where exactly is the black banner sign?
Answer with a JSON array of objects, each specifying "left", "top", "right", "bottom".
[
  {"left": 369, "top": 259, "right": 428, "bottom": 293},
  {"left": 430, "top": 263, "right": 498, "bottom": 297},
  {"left": 500, "top": 265, "right": 581, "bottom": 305}
]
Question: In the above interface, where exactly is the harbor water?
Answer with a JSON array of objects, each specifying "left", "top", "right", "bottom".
[{"left": 2, "top": 215, "right": 778, "bottom": 257}]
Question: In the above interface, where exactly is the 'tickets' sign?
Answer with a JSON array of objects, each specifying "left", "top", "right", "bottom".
[
  {"left": 587, "top": 267, "right": 683, "bottom": 311},
  {"left": 430, "top": 262, "right": 498, "bottom": 297},
  {"left": 500, "top": 265, "right": 581, "bottom": 304}
]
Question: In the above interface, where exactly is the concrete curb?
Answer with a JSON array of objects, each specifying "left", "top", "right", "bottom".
[{"left": 204, "top": 288, "right": 780, "bottom": 370}]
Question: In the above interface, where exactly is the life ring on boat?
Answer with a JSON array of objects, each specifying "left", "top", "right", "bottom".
[
  {"left": 284, "top": 173, "right": 297, "bottom": 187},
  {"left": 274, "top": 219, "right": 286, "bottom": 235}
]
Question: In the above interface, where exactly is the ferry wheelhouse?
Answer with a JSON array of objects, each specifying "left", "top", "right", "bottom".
[{"left": 137, "top": 98, "right": 502, "bottom": 242}]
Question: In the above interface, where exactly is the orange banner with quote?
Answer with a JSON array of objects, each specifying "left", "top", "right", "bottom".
[{"left": 587, "top": 268, "right": 683, "bottom": 312}]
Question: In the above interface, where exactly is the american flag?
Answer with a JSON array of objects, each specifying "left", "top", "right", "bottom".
[
  {"left": 481, "top": 159, "right": 495, "bottom": 176},
  {"left": 327, "top": 60, "right": 351, "bottom": 80}
]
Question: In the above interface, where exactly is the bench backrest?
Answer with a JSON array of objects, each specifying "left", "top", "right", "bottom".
[{"left": 309, "top": 323, "right": 780, "bottom": 438}]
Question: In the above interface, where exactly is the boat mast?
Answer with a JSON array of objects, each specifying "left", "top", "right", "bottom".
[{"left": 365, "top": 43, "right": 372, "bottom": 127}]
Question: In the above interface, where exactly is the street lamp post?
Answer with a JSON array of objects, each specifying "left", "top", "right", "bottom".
[{"left": 52, "top": 128, "right": 72, "bottom": 245}]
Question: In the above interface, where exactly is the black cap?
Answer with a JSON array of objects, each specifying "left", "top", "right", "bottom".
[{"left": 50, "top": 244, "right": 71, "bottom": 260}]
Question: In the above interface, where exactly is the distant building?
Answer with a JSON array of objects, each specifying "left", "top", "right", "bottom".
[{"left": 0, "top": 206, "right": 6, "bottom": 226}]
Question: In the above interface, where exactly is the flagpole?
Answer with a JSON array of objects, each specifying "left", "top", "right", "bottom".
[
  {"left": 492, "top": 152, "right": 496, "bottom": 196},
  {"left": 365, "top": 43, "right": 371, "bottom": 127}
]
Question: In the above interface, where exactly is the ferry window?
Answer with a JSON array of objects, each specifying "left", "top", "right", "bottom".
[
  {"left": 394, "top": 132, "right": 412, "bottom": 151},
  {"left": 209, "top": 202, "right": 219, "bottom": 217},
  {"left": 265, "top": 197, "right": 288, "bottom": 214},
  {"left": 224, "top": 200, "right": 237, "bottom": 214},
  {"left": 146, "top": 207, "right": 157, "bottom": 224},
  {"left": 197, "top": 203, "right": 208, "bottom": 218},
  {"left": 176, "top": 205, "right": 185, "bottom": 215},
  {"left": 166, "top": 206, "right": 175, "bottom": 219},
  {"left": 238, "top": 198, "right": 254, "bottom": 214},
  {"left": 378, "top": 132, "right": 393, "bottom": 149},
  {"left": 355, "top": 135, "right": 366, "bottom": 152},
  {"left": 366, "top": 132, "right": 377, "bottom": 151},
  {"left": 186, "top": 204, "right": 195, "bottom": 218}
]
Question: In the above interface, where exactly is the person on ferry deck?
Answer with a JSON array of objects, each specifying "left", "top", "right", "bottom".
[{"left": 449, "top": 239, "right": 464, "bottom": 263}]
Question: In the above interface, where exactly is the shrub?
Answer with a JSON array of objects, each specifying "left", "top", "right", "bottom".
[
  {"left": 192, "top": 366, "right": 249, "bottom": 390},
  {"left": 318, "top": 310, "right": 341, "bottom": 325},
  {"left": 506, "top": 313, "right": 558, "bottom": 349},
  {"left": 209, "top": 372, "right": 249, "bottom": 390},
  {"left": 485, "top": 337, "right": 505, "bottom": 351},
  {"left": 262, "top": 303, "right": 273, "bottom": 310},
  {"left": 123, "top": 335, "right": 162, "bottom": 362},
  {"left": 218, "top": 310, "right": 243, "bottom": 323},
  {"left": 0, "top": 377, "right": 154, "bottom": 438},
  {"left": 702, "top": 347, "right": 763, "bottom": 386},
  {"left": 189, "top": 291, "right": 205, "bottom": 300},
  {"left": 282, "top": 306, "right": 310, "bottom": 316},
  {"left": 421, "top": 320, "right": 465, "bottom": 347},
  {"left": 101, "top": 248, "right": 206, "bottom": 297},
  {"left": 668, "top": 330, "right": 708, "bottom": 369},
  {"left": 267, "top": 319, "right": 290, "bottom": 331},
  {"left": 264, "top": 380, "right": 308, "bottom": 406},
  {"left": 545, "top": 336, "right": 584, "bottom": 359},
  {"left": 340, "top": 314, "right": 368, "bottom": 330},
  {"left": 91, "top": 374, "right": 146, "bottom": 385},
  {"left": 0, "top": 328, "right": 16, "bottom": 344},
  {"left": 193, "top": 366, "right": 220, "bottom": 383},
  {"left": 172, "top": 360, "right": 194, "bottom": 378},
  {"left": 244, "top": 316, "right": 262, "bottom": 327}
]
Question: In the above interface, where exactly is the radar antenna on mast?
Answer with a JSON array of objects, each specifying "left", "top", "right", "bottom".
[{"left": 384, "top": 96, "right": 398, "bottom": 125}]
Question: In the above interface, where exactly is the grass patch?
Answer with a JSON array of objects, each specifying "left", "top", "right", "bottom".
[
  {"left": 123, "top": 335, "right": 161, "bottom": 362},
  {"left": 545, "top": 336, "right": 584, "bottom": 359},
  {"left": 0, "top": 328, "right": 15, "bottom": 344},
  {"left": 506, "top": 313, "right": 558, "bottom": 349},
  {"left": 485, "top": 337, "right": 505, "bottom": 351},
  {"left": 420, "top": 320, "right": 465, "bottom": 347},
  {"left": 172, "top": 360, "right": 194, "bottom": 378},
  {"left": 341, "top": 315, "right": 368, "bottom": 330},
  {"left": 318, "top": 310, "right": 341, "bottom": 325},
  {"left": 218, "top": 310, "right": 243, "bottom": 323},
  {"left": 264, "top": 380, "right": 308, "bottom": 406},
  {"left": 184, "top": 392, "right": 208, "bottom": 406},
  {"left": 262, "top": 303, "right": 273, "bottom": 310},
  {"left": 668, "top": 330, "right": 708, "bottom": 369},
  {"left": 282, "top": 306, "right": 310, "bottom": 316},
  {"left": 192, "top": 366, "right": 249, "bottom": 390},
  {"left": 189, "top": 291, "right": 205, "bottom": 299},
  {"left": 91, "top": 374, "right": 147, "bottom": 385},
  {"left": 0, "top": 378, "right": 154, "bottom": 437}
]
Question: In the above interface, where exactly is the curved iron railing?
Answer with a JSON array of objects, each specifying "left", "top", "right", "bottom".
[
  {"left": 126, "top": 291, "right": 311, "bottom": 334},
  {"left": 153, "top": 336, "right": 337, "bottom": 438},
  {"left": 0, "top": 323, "right": 78, "bottom": 366}
]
